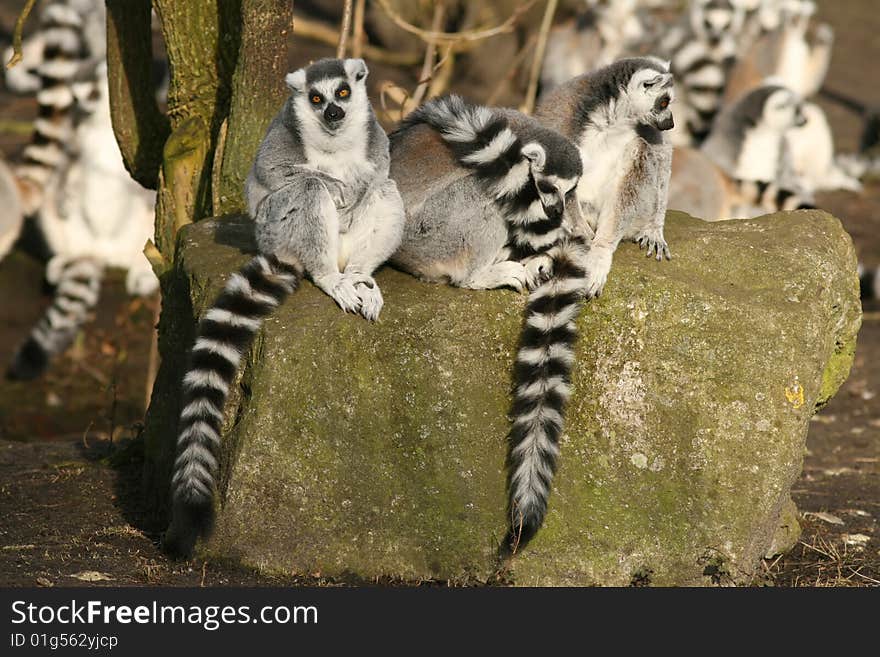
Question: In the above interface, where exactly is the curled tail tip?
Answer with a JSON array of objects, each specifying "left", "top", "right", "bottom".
[
  {"left": 163, "top": 499, "right": 214, "bottom": 559},
  {"left": 7, "top": 337, "right": 49, "bottom": 381},
  {"left": 502, "top": 512, "right": 544, "bottom": 556}
]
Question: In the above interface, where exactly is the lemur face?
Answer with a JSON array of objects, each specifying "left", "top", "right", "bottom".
[
  {"left": 691, "top": 0, "right": 743, "bottom": 44},
  {"left": 762, "top": 88, "right": 807, "bottom": 131},
  {"left": 522, "top": 142, "right": 581, "bottom": 221},
  {"left": 286, "top": 58, "right": 369, "bottom": 133},
  {"left": 627, "top": 66, "right": 675, "bottom": 131}
]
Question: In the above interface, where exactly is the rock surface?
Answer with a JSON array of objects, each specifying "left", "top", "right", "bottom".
[{"left": 142, "top": 210, "right": 860, "bottom": 585}]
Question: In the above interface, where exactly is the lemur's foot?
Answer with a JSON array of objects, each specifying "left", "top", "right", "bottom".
[
  {"left": 523, "top": 254, "right": 554, "bottom": 290},
  {"left": 315, "top": 273, "right": 363, "bottom": 315},
  {"left": 635, "top": 231, "right": 671, "bottom": 261},
  {"left": 353, "top": 275, "right": 384, "bottom": 321},
  {"left": 582, "top": 246, "right": 613, "bottom": 299}
]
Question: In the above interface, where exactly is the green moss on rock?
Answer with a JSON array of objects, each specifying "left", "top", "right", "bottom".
[{"left": 142, "top": 210, "right": 860, "bottom": 585}]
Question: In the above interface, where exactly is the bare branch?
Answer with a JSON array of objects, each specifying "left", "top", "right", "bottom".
[
  {"left": 337, "top": 0, "right": 354, "bottom": 58},
  {"left": 6, "top": 0, "right": 38, "bottom": 69},
  {"left": 487, "top": 32, "right": 537, "bottom": 106},
  {"left": 293, "top": 15, "right": 421, "bottom": 65},
  {"left": 352, "top": 0, "right": 366, "bottom": 59},
  {"left": 374, "top": 0, "right": 538, "bottom": 46},
  {"left": 405, "top": 1, "right": 446, "bottom": 115},
  {"left": 520, "top": 0, "right": 558, "bottom": 115}
]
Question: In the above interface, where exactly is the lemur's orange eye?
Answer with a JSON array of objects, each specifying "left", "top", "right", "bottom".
[
  {"left": 337, "top": 88, "right": 350, "bottom": 98},
  {"left": 660, "top": 100, "right": 668, "bottom": 108},
  {"left": 311, "top": 95, "right": 322, "bottom": 104}
]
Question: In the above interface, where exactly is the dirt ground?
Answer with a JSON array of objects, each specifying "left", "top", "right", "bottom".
[{"left": 0, "top": 2, "right": 878, "bottom": 587}]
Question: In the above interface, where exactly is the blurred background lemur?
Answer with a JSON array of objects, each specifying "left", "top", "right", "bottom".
[{"left": 1, "top": 0, "right": 157, "bottom": 381}]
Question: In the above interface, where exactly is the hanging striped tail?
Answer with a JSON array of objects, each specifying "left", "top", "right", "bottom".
[
  {"left": 734, "top": 179, "right": 817, "bottom": 212},
  {"left": 164, "top": 254, "right": 302, "bottom": 558},
  {"left": 505, "top": 238, "right": 590, "bottom": 554},
  {"left": 7, "top": 256, "right": 103, "bottom": 380},
  {"left": 860, "top": 263, "right": 878, "bottom": 301}
]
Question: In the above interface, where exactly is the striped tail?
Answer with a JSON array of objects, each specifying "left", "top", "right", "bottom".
[
  {"left": 7, "top": 256, "right": 103, "bottom": 380},
  {"left": 505, "top": 239, "right": 589, "bottom": 553},
  {"left": 12, "top": 2, "right": 98, "bottom": 214},
  {"left": 734, "top": 179, "right": 817, "bottom": 212},
  {"left": 860, "top": 263, "right": 878, "bottom": 301},
  {"left": 164, "top": 255, "right": 302, "bottom": 558}
]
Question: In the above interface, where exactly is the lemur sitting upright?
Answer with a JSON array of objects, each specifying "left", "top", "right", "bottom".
[
  {"left": 535, "top": 57, "right": 675, "bottom": 299},
  {"left": 3, "top": 0, "right": 158, "bottom": 381},
  {"left": 668, "top": 83, "right": 817, "bottom": 219},
  {"left": 164, "top": 58, "right": 405, "bottom": 558}
]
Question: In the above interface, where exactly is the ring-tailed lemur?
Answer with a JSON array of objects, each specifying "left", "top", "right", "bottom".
[
  {"left": 487, "top": 57, "right": 676, "bottom": 550},
  {"left": 725, "top": 0, "right": 832, "bottom": 102},
  {"left": 722, "top": 5, "right": 859, "bottom": 193},
  {"left": 654, "top": 0, "right": 745, "bottom": 145},
  {"left": 4, "top": 0, "right": 159, "bottom": 380},
  {"left": 164, "top": 58, "right": 405, "bottom": 558},
  {"left": 536, "top": 57, "right": 675, "bottom": 299},
  {"left": 390, "top": 95, "right": 583, "bottom": 292},
  {"left": 389, "top": 96, "right": 592, "bottom": 550},
  {"left": 668, "top": 84, "right": 816, "bottom": 219}
]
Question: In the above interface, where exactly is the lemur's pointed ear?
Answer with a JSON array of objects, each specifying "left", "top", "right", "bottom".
[
  {"left": 285, "top": 68, "right": 306, "bottom": 93},
  {"left": 522, "top": 142, "right": 546, "bottom": 170},
  {"left": 344, "top": 58, "right": 368, "bottom": 82}
]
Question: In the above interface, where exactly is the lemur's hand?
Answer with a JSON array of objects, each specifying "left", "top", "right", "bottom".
[
  {"left": 582, "top": 245, "right": 613, "bottom": 299},
  {"left": 353, "top": 275, "right": 384, "bottom": 322},
  {"left": 635, "top": 229, "right": 671, "bottom": 261},
  {"left": 309, "top": 174, "right": 348, "bottom": 209},
  {"left": 523, "top": 253, "right": 555, "bottom": 290}
]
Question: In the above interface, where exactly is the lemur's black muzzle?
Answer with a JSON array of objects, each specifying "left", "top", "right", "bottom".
[
  {"left": 657, "top": 115, "right": 675, "bottom": 131},
  {"left": 324, "top": 103, "right": 345, "bottom": 123},
  {"left": 543, "top": 200, "right": 564, "bottom": 221}
]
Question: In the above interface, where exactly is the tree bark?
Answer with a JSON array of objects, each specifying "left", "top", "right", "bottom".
[
  {"left": 215, "top": 0, "right": 293, "bottom": 215},
  {"left": 105, "top": 0, "right": 169, "bottom": 190}
]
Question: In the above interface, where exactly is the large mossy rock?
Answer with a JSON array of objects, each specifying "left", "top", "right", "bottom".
[{"left": 143, "top": 210, "right": 860, "bottom": 585}]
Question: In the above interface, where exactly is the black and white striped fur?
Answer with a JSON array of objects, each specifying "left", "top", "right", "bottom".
[
  {"left": 164, "top": 255, "right": 302, "bottom": 557},
  {"left": 8, "top": 257, "right": 102, "bottom": 380},
  {"left": 860, "top": 264, "right": 879, "bottom": 301},
  {"left": 392, "top": 97, "right": 590, "bottom": 552},
  {"left": 166, "top": 58, "right": 404, "bottom": 557},
  {"left": 393, "top": 96, "right": 583, "bottom": 290},
  {"left": 5, "top": 0, "right": 159, "bottom": 380},
  {"left": 655, "top": 0, "right": 744, "bottom": 145},
  {"left": 733, "top": 178, "right": 816, "bottom": 212},
  {"left": 9, "top": 0, "right": 106, "bottom": 214},
  {"left": 505, "top": 236, "right": 590, "bottom": 553}
]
